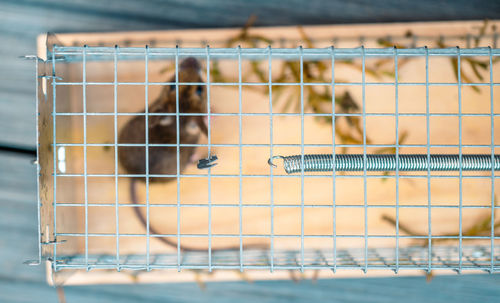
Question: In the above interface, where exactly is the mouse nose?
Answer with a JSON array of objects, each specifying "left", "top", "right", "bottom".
[{"left": 180, "top": 57, "right": 201, "bottom": 71}]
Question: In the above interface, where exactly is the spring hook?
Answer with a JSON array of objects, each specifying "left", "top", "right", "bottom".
[{"left": 268, "top": 154, "right": 500, "bottom": 174}]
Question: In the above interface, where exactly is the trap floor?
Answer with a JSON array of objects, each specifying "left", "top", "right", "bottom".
[{"left": 42, "top": 20, "right": 500, "bottom": 284}]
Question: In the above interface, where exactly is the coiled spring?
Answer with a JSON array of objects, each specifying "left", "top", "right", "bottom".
[{"left": 268, "top": 154, "right": 500, "bottom": 174}]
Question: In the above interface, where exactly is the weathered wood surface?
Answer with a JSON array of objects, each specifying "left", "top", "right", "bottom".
[
  {"left": 2, "top": 0, "right": 500, "bottom": 301},
  {"left": 1, "top": 0, "right": 500, "bottom": 148}
]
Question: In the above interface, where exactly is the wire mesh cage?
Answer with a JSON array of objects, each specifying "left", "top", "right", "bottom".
[{"left": 34, "top": 28, "right": 500, "bottom": 278}]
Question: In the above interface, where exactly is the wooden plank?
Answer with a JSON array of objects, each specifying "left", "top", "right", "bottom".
[
  {"left": 41, "top": 21, "right": 500, "bottom": 285},
  {"left": 54, "top": 274, "right": 500, "bottom": 302},
  {"left": 1, "top": 0, "right": 500, "bottom": 148},
  {"left": 1, "top": 274, "right": 500, "bottom": 303},
  {"left": 0, "top": 152, "right": 45, "bottom": 283},
  {"left": 4, "top": 0, "right": 500, "bottom": 28}
]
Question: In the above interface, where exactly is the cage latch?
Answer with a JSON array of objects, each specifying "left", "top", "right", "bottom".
[{"left": 197, "top": 155, "right": 218, "bottom": 169}]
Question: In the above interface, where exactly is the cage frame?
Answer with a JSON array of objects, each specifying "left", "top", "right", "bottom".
[{"left": 33, "top": 36, "right": 500, "bottom": 274}]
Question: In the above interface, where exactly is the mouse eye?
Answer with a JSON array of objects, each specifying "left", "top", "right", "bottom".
[
  {"left": 195, "top": 85, "right": 203, "bottom": 96},
  {"left": 170, "top": 84, "right": 176, "bottom": 91}
]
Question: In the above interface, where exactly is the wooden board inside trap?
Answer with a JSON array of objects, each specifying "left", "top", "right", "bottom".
[{"left": 44, "top": 20, "right": 500, "bottom": 285}]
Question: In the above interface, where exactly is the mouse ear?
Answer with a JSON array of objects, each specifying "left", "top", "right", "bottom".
[{"left": 180, "top": 57, "right": 201, "bottom": 71}]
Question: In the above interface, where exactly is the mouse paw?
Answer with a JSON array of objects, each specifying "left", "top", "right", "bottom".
[{"left": 159, "top": 116, "right": 174, "bottom": 126}]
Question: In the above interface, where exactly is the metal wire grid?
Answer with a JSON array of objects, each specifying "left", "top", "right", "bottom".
[
  {"left": 53, "top": 246, "right": 499, "bottom": 271},
  {"left": 36, "top": 46, "right": 500, "bottom": 273}
]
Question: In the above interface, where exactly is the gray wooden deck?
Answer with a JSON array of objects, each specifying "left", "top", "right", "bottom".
[{"left": 1, "top": 0, "right": 500, "bottom": 302}]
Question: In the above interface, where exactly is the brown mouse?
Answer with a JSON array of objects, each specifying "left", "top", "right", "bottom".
[
  {"left": 119, "top": 57, "right": 207, "bottom": 182},
  {"left": 118, "top": 57, "right": 264, "bottom": 252}
]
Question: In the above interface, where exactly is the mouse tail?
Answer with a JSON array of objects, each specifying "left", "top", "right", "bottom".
[
  {"left": 130, "top": 178, "right": 183, "bottom": 250},
  {"left": 130, "top": 178, "right": 268, "bottom": 252}
]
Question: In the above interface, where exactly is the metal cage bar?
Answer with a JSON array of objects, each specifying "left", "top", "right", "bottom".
[
  {"left": 268, "top": 46, "right": 275, "bottom": 271},
  {"left": 37, "top": 46, "right": 500, "bottom": 273},
  {"left": 489, "top": 47, "right": 496, "bottom": 273},
  {"left": 113, "top": 45, "right": 120, "bottom": 270},
  {"left": 330, "top": 46, "right": 337, "bottom": 273}
]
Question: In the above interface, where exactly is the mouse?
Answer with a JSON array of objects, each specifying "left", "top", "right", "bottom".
[
  {"left": 118, "top": 57, "right": 207, "bottom": 182},
  {"left": 118, "top": 57, "right": 265, "bottom": 252}
]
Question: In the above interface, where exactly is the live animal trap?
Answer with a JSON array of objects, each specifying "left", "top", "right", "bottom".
[{"left": 33, "top": 22, "right": 500, "bottom": 284}]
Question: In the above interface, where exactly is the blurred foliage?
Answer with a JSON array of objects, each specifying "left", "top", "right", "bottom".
[
  {"left": 433, "top": 20, "right": 499, "bottom": 93},
  {"left": 209, "top": 18, "right": 498, "bottom": 154},
  {"left": 160, "top": 18, "right": 498, "bottom": 155},
  {"left": 214, "top": 17, "right": 400, "bottom": 151}
]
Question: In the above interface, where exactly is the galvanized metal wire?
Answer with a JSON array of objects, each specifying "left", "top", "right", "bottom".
[{"left": 36, "top": 45, "right": 500, "bottom": 274}]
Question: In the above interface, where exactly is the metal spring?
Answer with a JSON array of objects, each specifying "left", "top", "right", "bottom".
[{"left": 268, "top": 154, "right": 500, "bottom": 174}]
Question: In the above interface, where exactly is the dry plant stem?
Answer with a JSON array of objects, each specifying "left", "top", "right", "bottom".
[
  {"left": 381, "top": 214, "right": 422, "bottom": 237},
  {"left": 311, "top": 269, "right": 320, "bottom": 283},
  {"left": 194, "top": 272, "right": 206, "bottom": 290},
  {"left": 426, "top": 272, "right": 434, "bottom": 282},
  {"left": 373, "top": 131, "right": 409, "bottom": 155},
  {"left": 56, "top": 287, "right": 66, "bottom": 303},
  {"left": 382, "top": 196, "right": 499, "bottom": 247},
  {"left": 212, "top": 17, "right": 387, "bottom": 152},
  {"left": 473, "top": 19, "right": 490, "bottom": 47},
  {"left": 437, "top": 39, "right": 488, "bottom": 93}
]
